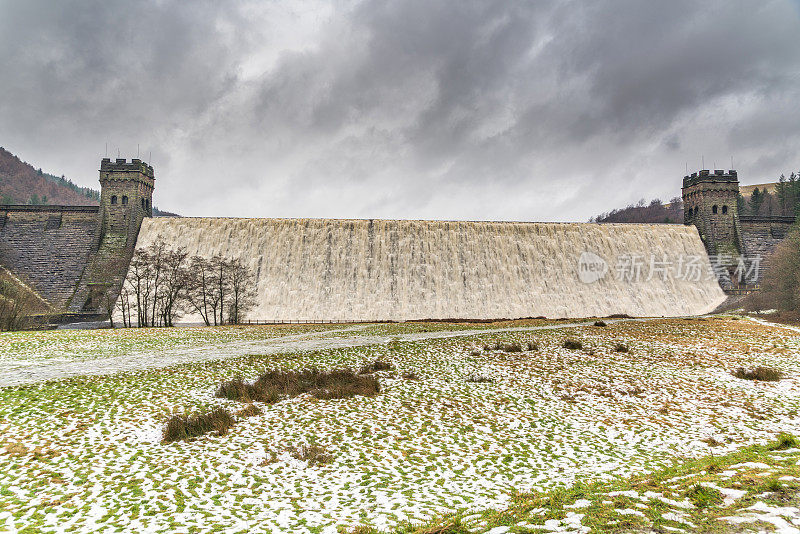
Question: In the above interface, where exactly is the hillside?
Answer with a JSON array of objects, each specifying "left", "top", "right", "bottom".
[
  {"left": 0, "top": 147, "right": 100, "bottom": 206},
  {"left": 590, "top": 198, "right": 684, "bottom": 223},
  {"left": 0, "top": 147, "right": 177, "bottom": 216}
]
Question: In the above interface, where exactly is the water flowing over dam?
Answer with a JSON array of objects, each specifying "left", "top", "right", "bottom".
[{"left": 134, "top": 218, "right": 726, "bottom": 321}]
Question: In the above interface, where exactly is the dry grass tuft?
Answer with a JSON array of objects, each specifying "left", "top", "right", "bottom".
[
  {"left": 732, "top": 366, "right": 784, "bottom": 382},
  {"left": 526, "top": 341, "right": 539, "bottom": 351},
  {"left": 402, "top": 371, "right": 420, "bottom": 380},
  {"left": 289, "top": 444, "right": 334, "bottom": 466},
  {"left": 593, "top": 320, "right": 607, "bottom": 327},
  {"left": 614, "top": 343, "right": 630, "bottom": 353},
  {"left": 562, "top": 338, "right": 583, "bottom": 350},
  {"left": 235, "top": 404, "right": 262, "bottom": 418},
  {"left": 771, "top": 433, "right": 800, "bottom": 450},
  {"left": 162, "top": 407, "right": 236, "bottom": 443},
  {"left": 358, "top": 359, "right": 393, "bottom": 374},
  {"left": 217, "top": 368, "right": 381, "bottom": 403},
  {"left": 466, "top": 375, "right": 494, "bottom": 383}
]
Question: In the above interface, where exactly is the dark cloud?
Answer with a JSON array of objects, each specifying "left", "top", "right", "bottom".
[{"left": 1, "top": 0, "right": 799, "bottom": 220}]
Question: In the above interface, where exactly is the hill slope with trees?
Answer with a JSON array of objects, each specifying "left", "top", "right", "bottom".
[
  {"left": 0, "top": 147, "right": 100, "bottom": 205},
  {"left": 0, "top": 147, "right": 177, "bottom": 215},
  {"left": 592, "top": 173, "right": 800, "bottom": 223}
]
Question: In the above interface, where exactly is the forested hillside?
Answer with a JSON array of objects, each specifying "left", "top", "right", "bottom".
[
  {"left": 0, "top": 147, "right": 177, "bottom": 216},
  {"left": 590, "top": 197, "right": 684, "bottom": 224},
  {"left": 0, "top": 147, "right": 100, "bottom": 205},
  {"left": 592, "top": 172, "right": 800, "bottom": 223}
]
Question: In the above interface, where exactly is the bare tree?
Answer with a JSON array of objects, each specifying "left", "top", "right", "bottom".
[
  {"left": 227, "top": 258, "right": 257, "bottom": 324},
  {"left": 746, "top": 225, "right": 800, "bottom": 313},
  {"left": 157, "top": 247, "right": 189, "bottom": 326},
  {"left": 186, "top": 256, "right": 214, "bottom": 326},
  {"left": 0, "top": 272, "right": 39, "bottom": 331},
  {"left": 210, "top": 254, "right": 230, "bottom": 326}
]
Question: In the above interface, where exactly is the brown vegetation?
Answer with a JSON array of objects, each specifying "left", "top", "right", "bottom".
[
  {"left": 288, "top": 444, "right": 334, "bottom": 466},
  {"left": 0, "top": 147, "right": 100, "bottom": 206},
  {"left": 562, "top": 339, "right": 583, "bottom": 350},
  {"left": 217, "top": 368, "right": 381, "bottom": 403},
  {"left": 0, "top": 269, "right": 47, "bottom": 331},
  {"left": 732, "top": 366, "right": 784, "bottom": 382},
  {"left": 358, "top": 359, "right": 394, "bottom": 374},
  {"left": 162, "top": 407, "right": 236, "bottom": 443},
  {"left": 466, "top": 375, "right": 494, "bottom": 383},
  {"left": 746, "top": 225, "right": 800, "bottom": 313}
]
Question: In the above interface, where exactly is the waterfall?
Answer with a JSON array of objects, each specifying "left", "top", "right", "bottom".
[{"left": 132, "top": 218, "right": 727, "bottom": 321}]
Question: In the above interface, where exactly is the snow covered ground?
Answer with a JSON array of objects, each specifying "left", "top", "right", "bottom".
[{"left": 0, "top": 316, "right": 798, "bottom": 533}]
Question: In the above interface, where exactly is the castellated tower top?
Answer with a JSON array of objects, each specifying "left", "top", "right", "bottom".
[
  {"left": 682, "top": 169, "right": 738, "bottom": 188},
  {"left": 100, "top": 157, "right": 155, "bottom": 182},
  {"left": 681, "top": 168, "right": 741, "bottom": 259},
  {"left": 98, "top": 157, "right": 155, "bottom": 226}
]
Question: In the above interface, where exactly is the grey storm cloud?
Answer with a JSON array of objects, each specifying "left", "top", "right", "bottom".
[{"left": 1, "top": 0, "right": 799, "bottom": 221}]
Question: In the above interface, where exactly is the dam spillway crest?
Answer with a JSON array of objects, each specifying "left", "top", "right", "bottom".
[
  {"left": 131, "top": 217, "right": 726, "bottom": 322},
  {"left": 9, "top": 158, "right": 799, "bottom": 323}
]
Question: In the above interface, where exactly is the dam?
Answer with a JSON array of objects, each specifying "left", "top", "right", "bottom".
[{"left": 134, "top": 217, "right": 727, "bottom": 322}]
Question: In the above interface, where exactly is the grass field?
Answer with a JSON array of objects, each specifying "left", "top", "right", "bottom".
[{"left": 0, "top": 316, "right": 799, "bottom": 533}]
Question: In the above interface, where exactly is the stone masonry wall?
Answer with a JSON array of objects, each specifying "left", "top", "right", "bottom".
[{"left": 0, "top": 206, "right": 101, "bottom": 310}]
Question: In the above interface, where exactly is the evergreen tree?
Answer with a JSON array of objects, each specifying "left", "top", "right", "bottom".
[{"left": 750, "top": 187, "right": 764, "bottom": 215}]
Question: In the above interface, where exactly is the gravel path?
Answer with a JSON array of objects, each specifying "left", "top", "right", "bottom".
[{"left": 0, "top": 320, "right": 628, "bottom": 387}]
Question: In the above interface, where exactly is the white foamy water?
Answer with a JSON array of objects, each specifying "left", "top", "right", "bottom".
[{"left": 132, "top": 218, "right": 726, "bottom": 321}]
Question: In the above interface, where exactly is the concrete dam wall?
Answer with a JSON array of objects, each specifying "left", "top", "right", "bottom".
[{"left": 134, "top": 217, "right": 727, "bottom": 321}]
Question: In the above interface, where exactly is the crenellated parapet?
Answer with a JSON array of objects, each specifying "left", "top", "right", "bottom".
[{"left": 681, "top": 169, "right": 742, "bottom": 258}]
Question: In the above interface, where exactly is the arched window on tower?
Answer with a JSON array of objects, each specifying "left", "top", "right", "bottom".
[
  {"left": 122, "top": 195, "right": 128, "bottom": 205},
  {"left": 722, "top": 205, "right": 728, "bottom": 214},
  {"left": 111, "top": 195, "right": 117, "bottom": 205},
  {"left": 712, "top": 205, "right": 718, "bottom": 214}
]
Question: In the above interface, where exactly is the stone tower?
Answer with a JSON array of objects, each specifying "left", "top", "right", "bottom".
[
  {"left": 99, "top": 157, "right": 154, "bottom": 239},
  {"left": 76, "top": 158, "right": 155, "bottom": 313},
  {"left": 682, "top": 169, "right": 742, "bottom": 257}
]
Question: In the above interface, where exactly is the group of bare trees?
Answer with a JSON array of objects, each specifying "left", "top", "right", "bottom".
[
  {"left": 746, "top": 224, "right": 800, "bottom": 313},
  {"left": 117, "top": 240, "right": 257, "bottom": 327},
  {"left": 0, "top": 270, "right": 40, "bottom": 331}
]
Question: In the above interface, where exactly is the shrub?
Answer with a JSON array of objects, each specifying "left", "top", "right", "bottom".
[
  {"left": 614, "top": 343, "right": 630, "bottom": 353},
  {"left": 402, "top": 371, "right": 419, "bottom": 380},
  {"left": 236, "top": 404, "right": 262, "bottom": 418},
  {"left": 358, "top": 359, "right": 393, "bottom": 374},
  {"left": 502, "top": 342, "right": 523, "bottom": 353},
  {"left": 526, "top": 341, "right": 539, "bottom": 351},
  {"left": 684, "top": 484, "right": 723, "bottom": 509},
  {"left": 217, "top": 368, "right": 381, "bottom": 403},
  {"left": 745, "top": 227, "right": 800, "bottom": 312},
  {"left": 216, "top": 378, "right": 279, "bottom": 404},
  {"left": 162, "top": 407, "right": 236, "bottom": 443},
  {"left": 593, "top": 320, "right": 607, "bottom": 327},
  {"left": 732, "top": 366, "right": 784, "bottom": 382},
  {"left": 289, "top": 444, "right": 333, "bottom": 466},
  {"left": 466, "top": 375, "right": 494, "bottom": 383},
  {"left": 771, "top": 433, "right": 799, "bottom": 450},
  {"left": 469, "top": 348, "right": 482, "bottom": 356},
  {"left": 562, "top": 339, "right": 583, "bottom": 350}
]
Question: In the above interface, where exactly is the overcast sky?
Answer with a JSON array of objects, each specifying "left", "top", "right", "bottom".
[{"left": 1, "top": 0, "right": 799, "bottom": 221}]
